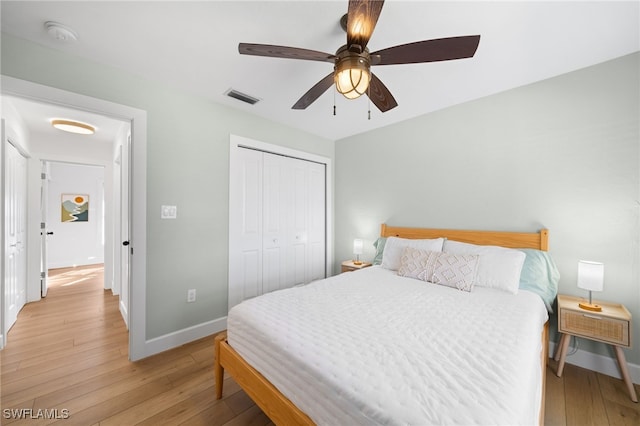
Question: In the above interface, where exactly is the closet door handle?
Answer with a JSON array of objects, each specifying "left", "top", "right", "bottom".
[{"left": 122, "top": 241, "right": 130, "bottom": 246}]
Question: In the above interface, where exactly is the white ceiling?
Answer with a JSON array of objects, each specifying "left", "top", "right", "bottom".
[{"left": 1, "top": 1, "right": 639, "bottom": 141}]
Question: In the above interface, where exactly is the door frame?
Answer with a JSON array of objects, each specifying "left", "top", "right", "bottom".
[
  {"left": 40, "top": 160, "right": 107, "bottom": 290},
  {"left": 0, "top": 76, "right": 148, "bottom": 360}
]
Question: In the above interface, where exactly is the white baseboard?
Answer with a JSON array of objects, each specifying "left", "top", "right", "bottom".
[
  {"left": 549, "top": 341, "right": 640, "bottom": 384},
  {"left": 119, "top": 300, "right": 129, "bottom": 330},
  {"left": 0, "top": 334, "right": 4, "bottom": 350},
  {"left": 143, "top": 317, "right": 227, "bottom": 358}
]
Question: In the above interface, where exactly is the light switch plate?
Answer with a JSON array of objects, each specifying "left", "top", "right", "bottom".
[{"left": 161, "top": 205, "right": 177, "bottom": 219}]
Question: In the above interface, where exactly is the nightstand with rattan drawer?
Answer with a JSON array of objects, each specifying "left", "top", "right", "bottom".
[{"left": 555, "top": 294, "right": 637, "bottom": 402}]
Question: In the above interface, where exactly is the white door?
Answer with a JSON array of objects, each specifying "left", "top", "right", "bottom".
[
  {"left": 262, "top": 153, "right": 286, "bottom": 294},
  {"left": 229, "top": 146, "right": 326, "bottom": 310},
  {"left": 306, "top": 161, "right": 326, "bottom": 282},
  {"left": 288, "top": 158, "right": 308, "bottom": 287},
  {"left": 4, "top": 136, "right": 27, "bottom": 335},
  {"left": 286, "top": 158, "right": 326, "bottom": 287},
  {"left": 40, "top": 161, "right": 50, "bottom": 297},
  {"left": 119, "top": 135, "right": 131, "bottom": 328},
  {"left": 229, "top": 147, "right": 263, "bottom": 308}
]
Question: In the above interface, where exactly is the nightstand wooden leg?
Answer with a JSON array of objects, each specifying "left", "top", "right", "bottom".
[
  {"left": 556, "top": 333, "right": 571, "bottom": 377},
  {"left": 553, "top": 334, "right": 567, "bottom": 362},
  {"left": 613, "top": 345, "right": 638, "bottom": 403}
]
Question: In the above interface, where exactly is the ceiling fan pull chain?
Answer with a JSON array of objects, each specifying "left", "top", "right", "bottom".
[
  {"left": 333, "top": 88, "right": 337, "bottom": 116},
  {"left": 367, "top": 87, "right": 371, "bottom": 120}
]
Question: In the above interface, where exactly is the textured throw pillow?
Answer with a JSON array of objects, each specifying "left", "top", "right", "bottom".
[
  {"left": 397, "top": 247, "right": 440, "bottom": 281},
  {"left": 381, "top": 236, "right": 445, "bottom": 270},
  {"left": 429, "top": 252, "right": 480, "bottom": 292},
  {"left": 398, "top": 247, "right": 479, "bottom": 292},
  {"left": 443, "top": 240, "right": 526, "bottom": 294}
]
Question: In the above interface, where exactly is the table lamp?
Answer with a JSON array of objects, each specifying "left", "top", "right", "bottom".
[
  {"left": 577, "top": 260, "right": 604, "bottom": 312},
  {"left": 353, "top": 239, "right": 363, "bottom": 265}
]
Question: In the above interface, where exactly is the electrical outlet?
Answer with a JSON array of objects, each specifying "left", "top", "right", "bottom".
[
  {"left": 187, "top": 289, "right": 196, "bottom": 303},
  {"left": 161, "top": 205, "right": 177, "bottom": 219}
]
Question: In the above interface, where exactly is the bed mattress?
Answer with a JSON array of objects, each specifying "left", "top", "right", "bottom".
[{"left": 227, "top": 266, "right": 548, "bottom": 425}]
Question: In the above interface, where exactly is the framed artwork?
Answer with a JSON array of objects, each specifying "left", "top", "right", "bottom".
[{"left": 61, "top": 194, "right": 89, "bottom": 222}]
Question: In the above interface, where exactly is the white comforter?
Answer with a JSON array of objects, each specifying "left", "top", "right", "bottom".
[{"left": 227, "top": 266, "right": 548, "bottom": 425}]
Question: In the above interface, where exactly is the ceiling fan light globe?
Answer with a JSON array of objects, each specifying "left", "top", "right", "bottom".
[{"left": 335, "top": 67, "right": 370, "bottom": 100}]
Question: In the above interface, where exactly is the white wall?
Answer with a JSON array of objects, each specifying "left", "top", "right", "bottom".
[
  {"left": 1, "top": 100, "right": 31, "bottom": 154},
  {"left": 45, "top": 162, "right": 105, "bottom": 269}
]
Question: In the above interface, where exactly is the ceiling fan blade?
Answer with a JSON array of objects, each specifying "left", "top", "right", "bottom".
[
  {"left": 346, "top": 0, "right": 385, "bottom": 50},
  {"left": 239, "top": 43, "right": 335, "bottom": 63},
  {"left": 367, "top": 73, "right": 397, "bottom": 112},
  {"left": 292, "top": 73, "right": 335, "bottom": 110},
  {"left": 371, "top": 35, "right": 481, "bottom": 65}
]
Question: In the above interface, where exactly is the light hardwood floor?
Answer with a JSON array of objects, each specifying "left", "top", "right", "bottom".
[{"left": 1, "top": 264, "right": 638, "bottom": 425}]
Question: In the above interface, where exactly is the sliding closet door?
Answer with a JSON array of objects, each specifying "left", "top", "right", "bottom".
[
  {"left": 229, "top": 147, "right": 326, "bottom": 310},
  {"left": 262, "top": 153, "right": 286, "bottom": 294},
  {"left": 287, "top": 157, "right": 325, "bottom": 287},
  {"left": 306, "top": 160, "right": 326, "bottom": 283},
  {"left": 229, "top": 148, "right": 263, "bottom": 308}
]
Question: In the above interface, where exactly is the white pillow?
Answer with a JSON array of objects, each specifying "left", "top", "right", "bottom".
[
  {"left": 381, "top": 236, "right": 445, "bottom": 270},
  {"left": 443, "top": 240, "right": 526, "bottom": 294}
]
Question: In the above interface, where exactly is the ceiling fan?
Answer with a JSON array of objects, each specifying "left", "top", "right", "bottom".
[{"left": 238, "top": 0, "right": 480, "bottom": 113}]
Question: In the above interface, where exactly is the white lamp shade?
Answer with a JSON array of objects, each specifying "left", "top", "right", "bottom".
[
  {"left": 353, "top": 239, "right": 364, "bottom": 255},
  {"left": 577, "top": 260, "right": 604, "bottom": 292}
]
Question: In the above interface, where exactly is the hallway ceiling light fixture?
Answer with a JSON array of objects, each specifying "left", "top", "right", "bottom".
[{"left": 51, "top": 119, "right": 96, "bottom": 135}]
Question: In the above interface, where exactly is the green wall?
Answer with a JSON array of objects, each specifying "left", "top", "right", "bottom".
[
  {"left": 335, "top": 53, "right": 640, "bottom": 366},
  {"left": 1, "top": 34, "right": 334, "bottom": 339}
]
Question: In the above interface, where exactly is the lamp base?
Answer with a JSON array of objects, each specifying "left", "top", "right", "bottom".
[
  {"left": 352, "top": 260, "right": 362, "bottom": 265},
  {"left": 578, "top": 301, "right": 602, "bottom": 312}
]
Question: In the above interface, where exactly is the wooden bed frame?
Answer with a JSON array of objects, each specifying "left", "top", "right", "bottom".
[{"left": 215, "top": 225, "right": 550, "bottom": 425}]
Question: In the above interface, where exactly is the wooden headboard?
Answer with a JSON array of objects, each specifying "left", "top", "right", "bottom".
[{"left": 380, "top": 224, "right": 549, "bottom": 251}]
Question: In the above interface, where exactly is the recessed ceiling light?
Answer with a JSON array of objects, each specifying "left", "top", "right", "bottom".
[
  {"left": 44, "top": 21, "right": 78, "bottom": 42},
  {"left": 51, "top": 119, "right": 95, "bottom": 135}
]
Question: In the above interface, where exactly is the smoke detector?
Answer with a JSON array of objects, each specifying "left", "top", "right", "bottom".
[{"left": 45, "top": 21, "right": 78, "bottom": 42}]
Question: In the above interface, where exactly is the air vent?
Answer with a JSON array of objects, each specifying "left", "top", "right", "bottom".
[{"left": 225, "top": 89, "right": 260, "bottom": 105}]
